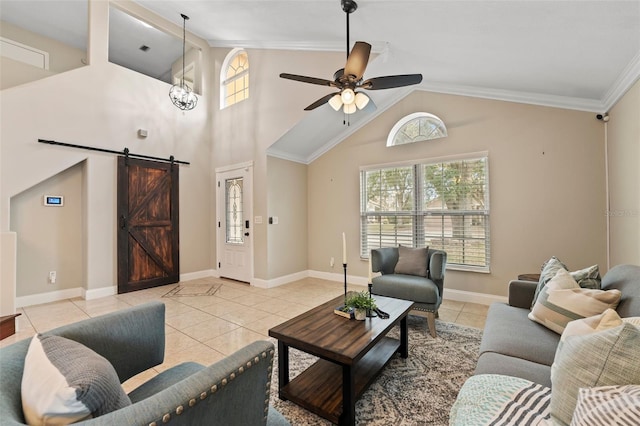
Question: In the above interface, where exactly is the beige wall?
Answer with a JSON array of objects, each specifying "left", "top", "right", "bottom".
[
  {"left": 0, "top": 20, "right": 86, "bottom": 89},
  {"left": 267, "top": 156, "right": 308, "bottom": 279},
  {"left": 0, "top": 1, "right": 213, "bottom": 310},
  {"left": 10, "top": 163, "right": 84, "bottom": 297},
  {"left": 308, "top": 90, "right": 607, "bottom": 297},
  {"left": 607, "top": 79, "right": 640, "bottom": 266},
  {"left": 210, "top": 47, "right": 345, "bottom": 279}
]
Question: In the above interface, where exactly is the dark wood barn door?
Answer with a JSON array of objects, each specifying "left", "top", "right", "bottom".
[{"left": 117, "top": 157, "right": 179, "bottom": 293}]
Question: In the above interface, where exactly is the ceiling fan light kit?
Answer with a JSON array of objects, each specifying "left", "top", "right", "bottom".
[
  {"left": 169, "top": 13, "right": 198, "bottom": 111},
  {"left": 279, "top": 0, "right": 422, "bottom": 119}
]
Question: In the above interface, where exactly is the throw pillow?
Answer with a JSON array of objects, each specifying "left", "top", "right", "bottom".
[
  {"left": 21, "top": 334, "right": 131, "bottom": 426},
  {"left": 561, "top": 308, "right": 623, "bottom": 338},
  {"left": 394, "top": 245, "right": 429, "bottom": 277},
  {"left": 531, "top": 256, "right": 568, "bottom": 308},
  {"left": 531, "top": 256, "right": 601, "bottom": 309},
  {"left": 550, "top": 322, "right": 640, "bottom": 425},
  {"left": 569, "top": 264, "right": 601, "bottom": 290},
  {"left": 570, "top": 385, "right": 640, "bottom": 426},
  {"left": 528, "top": 269, "right": 621, "bottom": 334}
]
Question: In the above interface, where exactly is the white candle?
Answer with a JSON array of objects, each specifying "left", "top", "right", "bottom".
[
  {"left": 342, "top": 232, "right": 347, "bottom": 264},
  {"left": 368, "top": 255, "right": 373, "bottom": 282}
]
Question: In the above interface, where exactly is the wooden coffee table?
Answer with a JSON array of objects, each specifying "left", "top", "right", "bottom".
[{"left": 268, "top": 294, "right": 414, "bottom": 426}]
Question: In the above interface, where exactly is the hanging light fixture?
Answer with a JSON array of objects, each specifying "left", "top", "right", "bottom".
[
  {"left": 327, "top": 89, "right": 370, "bottom": 114},
  {"left": 169, "top": 14, "right": 197, "bottom": 111}
]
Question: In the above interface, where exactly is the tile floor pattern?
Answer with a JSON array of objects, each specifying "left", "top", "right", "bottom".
[{"left": 1, "top": 277, "right": 488, "bottom": 392}]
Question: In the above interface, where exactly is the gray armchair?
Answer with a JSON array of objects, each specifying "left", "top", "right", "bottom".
[
  {"left": 371, "top": 247, "right": 447, "bottom": 337},
  {"left": 0, "top": 301, "right": 289, "bottom": 426}
]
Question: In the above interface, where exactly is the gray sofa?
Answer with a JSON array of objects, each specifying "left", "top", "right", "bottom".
[
  {"left": 371, "top": 247, "right": 447, "bottom": 337},
  {"left": 0, "top": 301, "right": 288, "bottom": 425},
  {"left": 474, "top": 264, "right": 640, "bottom": 387}
]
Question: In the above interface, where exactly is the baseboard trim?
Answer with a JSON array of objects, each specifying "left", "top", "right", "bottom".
[
  {"left": 252, "top": 270, "right": 310, "bottom": 289},
  {"left": 180, "top": 269, "right": 218, "bottom": 281},
  {"left": 83, "top": 286, "right": 116, "bottom": 301},
  {"left": 308, "top": 270, "right": 369, "bottom": 286},
  {"left": 443, "top": 288, "right": 507, "bottom": 306},
  {"left": 16, "top": 288, "right": 83, "bottom": 308}
]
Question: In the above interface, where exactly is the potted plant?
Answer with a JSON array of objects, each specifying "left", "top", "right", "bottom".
[{"left": 345, "top": 291, "right": 377, "bottom": 320}]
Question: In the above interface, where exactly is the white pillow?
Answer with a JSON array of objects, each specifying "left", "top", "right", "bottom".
[
  {"left": 21, "top": 334, "right": 131, "bottom": 425},
  {"left": 561, "top": 308, "right": 623, "bottom": 339}
]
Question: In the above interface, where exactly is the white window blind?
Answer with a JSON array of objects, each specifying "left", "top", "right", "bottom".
[{"left": 360, "top": 155, "right": 490, "bottom": 271}]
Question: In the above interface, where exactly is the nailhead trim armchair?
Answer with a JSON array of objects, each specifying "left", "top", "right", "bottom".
[{"left": 0, "top": 301, "right": 289, "bottom": 425}]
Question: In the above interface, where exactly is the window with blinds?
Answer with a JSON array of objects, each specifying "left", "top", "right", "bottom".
[{"left": 360, "top": 154, "right": 490, "bottom": 271}]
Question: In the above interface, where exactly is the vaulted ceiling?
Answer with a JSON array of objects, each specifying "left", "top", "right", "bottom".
[{"left": 2, "top": 1, "right": 639, "bottom": 163}]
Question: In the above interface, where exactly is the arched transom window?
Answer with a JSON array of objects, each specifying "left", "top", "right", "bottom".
[
  {"left": 387, "top": 112, "right": 447, "bottom": 147},
  {"left": 220, "top": 48, "right": 249, "bottom": 109}
]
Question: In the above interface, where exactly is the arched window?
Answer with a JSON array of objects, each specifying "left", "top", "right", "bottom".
[
  {"left": 387, "top": 112, "right": 447, "bottom": 147},
  {"left": 220, "top": 48, "right": 249, "bottom": 109}
]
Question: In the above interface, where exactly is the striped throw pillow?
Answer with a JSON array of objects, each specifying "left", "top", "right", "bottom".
[{"left": 570, "top": 385, "right": 640, "bottom": 426}]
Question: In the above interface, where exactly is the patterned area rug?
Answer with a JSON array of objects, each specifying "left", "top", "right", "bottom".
[
  {"left": 162, "top": 283, "right": 221, "bottom": 297},
  {"left": 269, "top": 315, "right": 482, "bottom": 425}
]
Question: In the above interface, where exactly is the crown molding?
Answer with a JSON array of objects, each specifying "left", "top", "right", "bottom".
[
  {"left": 601, "top": 51, "right": 640, "bottom": 112},
  {"left": 417, "top": 81, "right": 605, "bottom": 112},
  {"left": 265, "top": 148, "right": 308, "bottom": 165}
]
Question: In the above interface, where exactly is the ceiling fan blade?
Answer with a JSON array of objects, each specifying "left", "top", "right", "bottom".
[
  {"left": 361, "top": 74, "right": 423, "bottom": 90},
  {"left": 304, "top": 93, "right": 338, "bottom": 111},
  {"left": 344, "top": 41, "right": 371, "bottom": 80},
  {"left": 280, "top": 73, "right": 336, "bottom": 87}
]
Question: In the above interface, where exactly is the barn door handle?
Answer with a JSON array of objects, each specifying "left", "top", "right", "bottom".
[{"left": 120, "top": 215, "right": 127, "bottom": 229}]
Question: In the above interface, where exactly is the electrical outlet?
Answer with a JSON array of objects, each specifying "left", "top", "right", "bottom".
[
  {"left": 330, "top": 257, "right": 335, "bottom": 268},
  {"left": 49, "top": 271, "right": 56, "bottom": 284}
]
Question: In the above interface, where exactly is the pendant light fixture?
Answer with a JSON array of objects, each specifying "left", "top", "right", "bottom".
[{"left": 169, "top": 13, "right": 197, "bottom": 111}]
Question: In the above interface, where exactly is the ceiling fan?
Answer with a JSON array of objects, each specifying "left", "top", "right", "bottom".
[{"left": 280, "top": 0, "right": 423, "bottom": 115}]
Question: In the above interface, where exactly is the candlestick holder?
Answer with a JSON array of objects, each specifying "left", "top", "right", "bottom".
[
  {"left": 367, "top": 282, "right": 378, "bottom": 317},
  {"left": 343, "top": 263, "right": 348, "bottom": 304}
]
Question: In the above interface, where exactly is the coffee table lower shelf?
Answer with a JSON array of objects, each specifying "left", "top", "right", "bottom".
[{"left": 279, "top": 336, "right": 400, "bottom": 424}]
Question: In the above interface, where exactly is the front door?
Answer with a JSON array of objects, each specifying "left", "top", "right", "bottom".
[
  {"left": 216, "top": 164, "right": 253, "bottom": 283},
  {"left": 117, "top": 157, "right": 179, "bottom": 293}
]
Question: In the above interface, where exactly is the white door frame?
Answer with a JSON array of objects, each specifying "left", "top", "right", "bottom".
[{"left": 215, "top": 162, "right": 254, "bottom": 283}]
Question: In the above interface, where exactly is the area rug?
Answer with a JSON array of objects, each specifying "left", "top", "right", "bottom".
[
  {"left": 162, "top": 283, "right": 221, "bottom": 297},
  {"left": 269, "top": 315, "right": 482, "bottom": 425}
]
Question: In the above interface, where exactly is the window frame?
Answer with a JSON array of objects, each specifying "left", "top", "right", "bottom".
[
  {"left": 220, "top": 48, "right": 249, "bottom": 109},
  {"left": 360, "top": 152, "right": 490, "bottom": 273},
  {"left": 386, "top": 112, "right": 448, "bottom": 147}
]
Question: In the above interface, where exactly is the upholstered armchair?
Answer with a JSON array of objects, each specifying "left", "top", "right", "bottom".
[
  {"left": 371, "top": 247, "right": 447, "bottom": 337},
  {"left": 0, "top": 301, "right": 289, "bottom": 426}
]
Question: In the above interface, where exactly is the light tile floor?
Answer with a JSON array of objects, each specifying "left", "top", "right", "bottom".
[{"left": 1, "top": 277, "right": 488, "bottom": 391}]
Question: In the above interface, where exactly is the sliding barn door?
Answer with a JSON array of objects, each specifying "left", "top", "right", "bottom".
[{"left": 117, "top": 157, "right": 179, "bottom": 293}]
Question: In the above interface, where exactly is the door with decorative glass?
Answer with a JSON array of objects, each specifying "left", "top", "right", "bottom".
[{"left": 216, "top": 165, "right": 253, "bottom": 283}]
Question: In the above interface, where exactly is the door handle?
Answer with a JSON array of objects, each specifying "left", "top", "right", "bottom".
[{"left": 245, "top": 220, "right": 250, "bottom": 229}]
